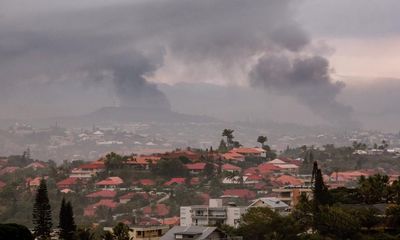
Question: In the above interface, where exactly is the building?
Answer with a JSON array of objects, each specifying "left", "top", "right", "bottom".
[
  {"left": 70, "top": 162, "right": 105, "bottom": 178},
  {"left": 180, "top": 199, "right": 246, "bottom": 228},
  {"left": 272, "top": 186, "right": 313, "bottom": 206},
  {"left": 95, "top": 177, "right": 124, "bottom": 190},
  {"left": 248, "top": 197, "right": 290, "bottom": 214},
  {"left": 161, "top": 226, "right": 229, "bottom": 240},
  {"left": 231, "top": 148, "right": 266, "bottom": 158},
  {"left": 105, "top": 225, "right": 169, "bottom": 240}
]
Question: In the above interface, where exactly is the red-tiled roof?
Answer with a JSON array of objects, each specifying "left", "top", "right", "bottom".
[
  {"left": 96, "top": 177, "right": 123, "bottom": 186},
  {"left": 272, "top": 175, "right": 303, "bottom": 186},
  {"left": 223, "top": 189, "right": 256, "bottom": 199},
  {"left": 78, "top": 162, "right": 105, "bottom": 170},
  {"left": 94, "top": 199, "right": 118, "bottom": 209},
  {"left": 138, "top": 179, "right": 156, "bottom": 186},
  {"left": 143, "top": 203, "right": 170, "bottom": 217},
  {"left": 232, "top": 147, "right": 265, "bottom": 154},
  {"left": 185, "top": 163, "right": 206, "bottom": 170},
  {"left": 161, "top": 216, "right": 180, "bottom": 226},
  {"left": 190, "top": 177, "right": 200, "bottom": 185},
  {"left": 164, "top": 178, "right": 185, "bottom": 186},
  {"left": 0, "top": 180, "right": 6, "bottom": 189},
  {"left": 258, "top": 163, "right": 281, "bottom": 174},
  {"left": 0, "top": 166, "right": 20, "bottom": 175},
  {"left": 57, "top": 177, "right": 79, "bottom": 187},
  {"left": 120, "top": 192, "right": 150, "bottom": 200},
  {"left": 222, "top": 163, "right": 241, "bottom": 171},
  {"left": 86, "top": 190, "right": 117, "bottom": 198}
]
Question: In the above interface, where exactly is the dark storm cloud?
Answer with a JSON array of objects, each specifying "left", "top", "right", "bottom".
[{"left": 0, "top": 0, "right": 355, "bottom": 125}]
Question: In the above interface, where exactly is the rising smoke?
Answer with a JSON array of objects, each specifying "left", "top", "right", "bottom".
[{"left": 0, "top": 0, "right": 355, "bottom": 125}]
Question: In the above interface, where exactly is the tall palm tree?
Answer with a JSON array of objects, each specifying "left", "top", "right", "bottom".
[
  {"left": 222, "top": 129, "right": 234, "bottom": 148},
  {"left": 257, "top": 136, "right": 267, "bottom": 148}
]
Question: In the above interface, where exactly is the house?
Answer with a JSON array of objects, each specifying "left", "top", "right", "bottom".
[
  {"left": 222, "top": 164, "right": 241, "bottom": 173},
  {"left": 257, "top": 163, "right": 282, "bottom": 175},
  {"left": 136, "top": 179, "right": 156, "bottom": 187},
  {"left": 272, "top": 186, "right": 313, "bottom": 206},
  {"left": 161, "top": 216, "right": 180, "bottom": 227},
  {"left": 185, "top": 163, "right": 206, "bottom": 174},
  {"left": 96, "top": 177, "right": 124, "bottom": 190},
  {"left": 271, "top": 175, "right": 304, "bottom": 187},
  {"left": 127, "top": 156, "right": 162, "bottom": 170},
  {"left": 222, "top": 189, "right": 256, "bottom": 201},
  {"left": 57, "top": 177, "right": 79, "bottom": 190},
  {"left": 105, "top": 225, "right": 169, "bottom": 240},
  {"left": 231, "top": 147, "right": 266, "bottom": 157},
  {"left": 143, "top": 203, "right": 170, "bottom": 217},
  {"left": 222, "top": 152, "right": 245, "bottom": 162},
  {"left": 161, "top": 226, "right": 228, "bottom": 240},
  {"left": 84, "top": 199, "right": 118, "bottom": 216},
  {"left": 25, "top": 161, "right": 47, "bottom": 170},
  {"left": 0, "top": 166, "right": 20, "bottom": 175},
  {"left": 119, "top": 192, "right": 150, "bottom": 204},
  {"left": 86, "top": 190, "right": 117, "bottom": 199},
  {"left": 180, "top": 199, "right": 246, "bottom": 228},
  {"left": 249, "top": 197, "right": 290, "bottom": 214},
  {"left": 27, "top": 176, "right": 48, "bottom": 191},
  {"left": 164, "top": 178, "right": 186, "bottom": 186},
  {"left": 70, "top": 161, "right": 105, "bottom": 178},
  {"left": 268, "top": 159, "right": 299, "bottom": 175}
]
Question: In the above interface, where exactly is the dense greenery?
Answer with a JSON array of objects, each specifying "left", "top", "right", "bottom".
[
  {"left": 32, "top": 179, "right": 53, "bottom": 240},
  {"left": 59, "top": 197, "right": 76, "bottom": 240},
  {"left": 0, "top": 223, "right": 34, "bottom": 240}
]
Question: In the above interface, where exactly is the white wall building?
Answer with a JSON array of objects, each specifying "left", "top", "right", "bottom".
[{"left": 180, "top": 199, "right": 246, "bottom": 228}]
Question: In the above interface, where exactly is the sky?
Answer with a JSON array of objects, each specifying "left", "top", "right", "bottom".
[{"left": 0, "top": 0, "right": 399, "bottom": 131}]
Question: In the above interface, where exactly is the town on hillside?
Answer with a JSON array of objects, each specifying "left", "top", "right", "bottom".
[{"left": 2, "top": 129, "right": 400, "bottom": 239}]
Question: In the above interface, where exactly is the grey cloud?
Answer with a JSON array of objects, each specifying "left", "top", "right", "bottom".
[{"left": 0, "top": 0, "right": 355, "bottom": 125}]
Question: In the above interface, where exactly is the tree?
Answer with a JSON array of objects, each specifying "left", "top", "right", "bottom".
[
  {"left": 102, "top": 231, "right": 115, "bottom": 240},
  {"left": 222, "top": 129, "right": 234, "bottom": 148},
  {"left": 203, "top": 162, "right": 215, "bottom": 179},
  {"left": 59, "top": 198, "right": 76, "bottom": 240},
  {"left": 76, "top": 228, "right": 95, "bottom": 240},
  {"left": 151, "top": 159, "right": 189, "bottom": 178},
  {"left": 316, "top": 206, "right": 360, "bottom": 239},
  {"left": 358, "top": 174, "right": 389, "bottom": 204},
  {"left": 112, "top": 222, "right": 131, "bottom": 240},
  {"left": 257, "top": 136, "right": 267, "bottom": 148},
  {"left": 238, "top": 207, "right": 301, "bottom": 240},
  {"left": 32, "top": 179, "right": 53, "bottom": 240},
  {"left": 218, "top": 139, "right": 228, "bottom": 153},
  {"left": 105, "top": 152, "right": 127, "bottom": 171},
  {"left": 0, "top": 223, "right": 34, "bottom": 240},
  {"left": 313, "top": 168, "right": 330, "bottom": 206}
]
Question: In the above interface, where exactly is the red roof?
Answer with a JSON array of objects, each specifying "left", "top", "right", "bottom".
[
  {"left": 138, "top": 179, "right": 156, "bottom": 186},
  {"left": 161, "top": 216, "right": 180, "bottom": 226},
  {"left": 232, "top": 147, "right": 265, "bottom": 154},
  {"left": 0, "top": 166, "right": 20, "bottom": 175},
  {"left": 272, "top": 175, "right": 303, "bottom": 186},
  {"left": 96, "top": 177, "right": 123, "bottom": 186},
  {"left": 223, "top": 189, "right": 256, "bottom": 199},
  {"left": 143, "top": 203, "right": 170, "bottom": 217},
  {"left": 185, "top": 163, "right": 206, "bottom": 170},
  {"left": 258, "top": 163, "right": 281, "bottom": 174},
  {"left": 78, "top": 162, "right": 105, "bottom": 170},
  {"left": 164, "top": 178, "right": 186, "bottom": 186},
  {"left": 0, "top": 180, "right": 6, "bottom": 189},
  {"left": 95, "top": 199, "right": 118, "bottom": 208},
  {"left": 190, "top": 177, "right": 200, "bottom": 185},
  {"left": 222, "top": 163, "right": 241, "bottom": 171},
  {"left": 86, "top": 190, "right": 117, "bottom": 198},
  {"left": 57, "top": 177, "right": 79, "bottom": 188},
  {"left": 120, "top": 192, "right": 150, "bottom": 200},
  {"left": 246, "top": 174, "right": 263, "bottom": 181}
]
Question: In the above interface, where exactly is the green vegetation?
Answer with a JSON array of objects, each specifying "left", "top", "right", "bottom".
[{"left": 32, "top": 179, "right": 53, "bottom": 240}]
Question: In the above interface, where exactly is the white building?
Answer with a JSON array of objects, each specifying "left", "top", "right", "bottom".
[{"left": 180, "top": 199, "right": 246, "bottom": 228}]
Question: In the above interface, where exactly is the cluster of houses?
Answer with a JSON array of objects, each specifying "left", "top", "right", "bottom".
[{"left": 3, "top": 146, "right": 400, "bottom": 240}]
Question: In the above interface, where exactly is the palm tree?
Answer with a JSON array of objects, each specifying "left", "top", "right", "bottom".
[
  {"left": 222, "top": 129, "right": 234, "bottom": 148},
  {"left": 257, "top": 136, "right": 267, "bottom": 148}
]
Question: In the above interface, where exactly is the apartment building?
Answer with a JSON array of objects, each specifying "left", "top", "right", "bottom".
[{"left": 180, "top": 199, "right": 246, "bottom": 228}]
